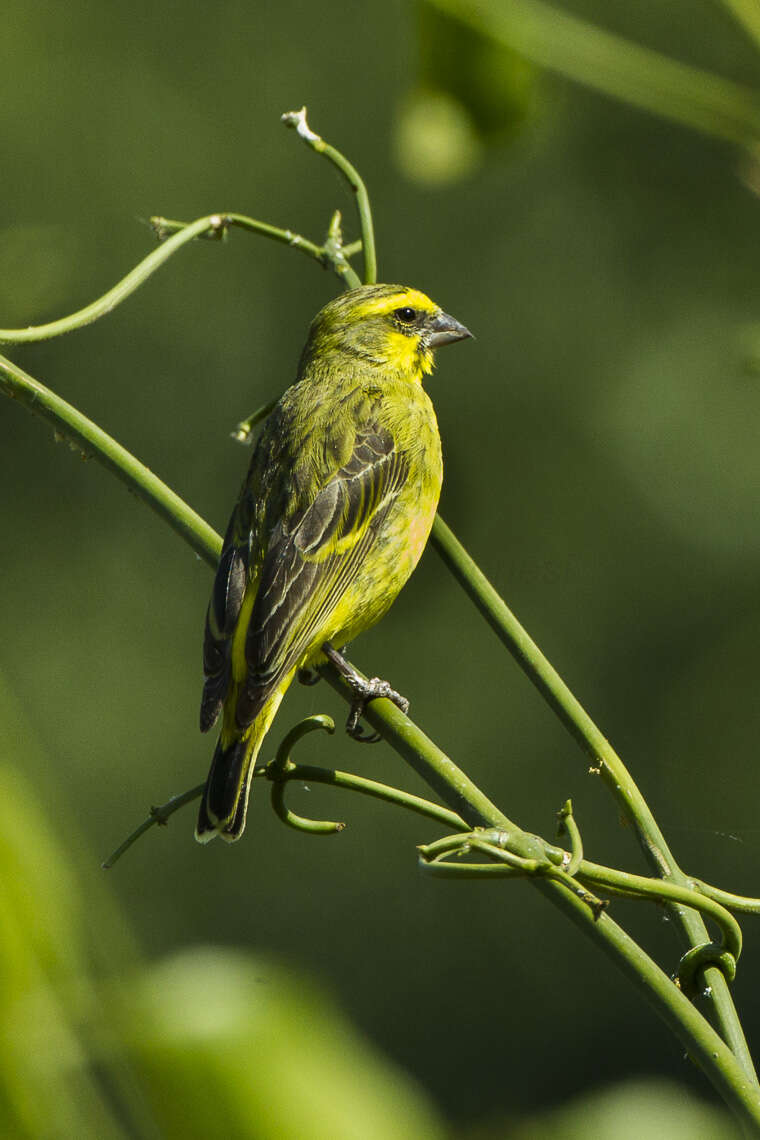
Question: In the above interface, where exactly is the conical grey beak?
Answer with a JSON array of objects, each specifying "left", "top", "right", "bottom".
[{"left": 428, "top": 310, "right": 473, "bottom": 349}]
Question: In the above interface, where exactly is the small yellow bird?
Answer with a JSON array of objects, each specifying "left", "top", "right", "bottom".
[{"left": 196, "top": 284, "right": 472, "bottom": 843}]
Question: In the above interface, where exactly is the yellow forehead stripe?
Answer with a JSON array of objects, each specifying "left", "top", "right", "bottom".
[{"left": 352, "top": 288, "right": 437, "bottom": 320}]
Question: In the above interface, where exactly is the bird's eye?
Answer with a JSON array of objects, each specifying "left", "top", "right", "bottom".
[{"left": 394, "top": 306, "right": 417, "bottom": 324}]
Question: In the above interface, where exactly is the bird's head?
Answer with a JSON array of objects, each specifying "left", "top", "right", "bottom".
[{"left": 300, "top": 284, "right": 472, "bottom": 382}]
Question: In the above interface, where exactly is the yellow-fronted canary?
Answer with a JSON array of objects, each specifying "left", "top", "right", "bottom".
[{"left": 196, "top": 284, "right": 471, "bottom": 843}]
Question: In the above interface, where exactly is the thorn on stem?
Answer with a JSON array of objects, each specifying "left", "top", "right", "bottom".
[{"left": 149, "top": 804, "right": 169, "bottom": 827}]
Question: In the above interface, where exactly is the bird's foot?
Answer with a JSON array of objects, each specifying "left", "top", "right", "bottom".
[
  {"left": 346, "top": 677, "right": 410, "bottom": 743},
  {"left": 321, "top": 643, "right": 410, "bottom": 744}
]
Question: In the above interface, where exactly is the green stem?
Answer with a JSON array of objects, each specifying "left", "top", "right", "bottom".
[
  {"left": 319, "top": 662, "right": 541, "bottom": 849},
  {"left": 319, "top": 667, "right": 760, "bottom": 1130},
  {"left": 694, "top": 880, "right": 760, "bottom": 915},
  {"left": 428, "top": 0, "right": 760, "bottom": 145},
  {"left": 101, "top": 784, "right": 205, "bottom": 869},
  {"left": 721, "top": 0, "right": 760, "bottom": 52},
  {"left": 578, "top": 871, "right": 741, "bottom": 956},
  {"left": 155, "top": 211, "right": 363, "bottom": 289},
  {"left": 282, "top": 107, "right": 377, "bottom": 284},
  {"left": 0, "top": 216, "right": 220, "bottom": 344},
  {"left": 556, "top": 798, "right": 583, "bottom": 876},
  {"left": 270, "top": 761, "right": 466, "bottom": 834},
  {"left": 0, "top": 209, "right": 361, "bottom": 346},
  {"left": 231, "top": 398, "right": 280, "bottom": 445},
  {"left": 430, "top": 514, "right": 756, "bottom": 1079},
  {"left": 267, "top": 714, "right": 343, "bottom": 833},
  {"left": 103, "top": 756, "right": 467, "bottom": 868},
  {"left": 105, "top": 745, "right": 745, "bottom": 981},
  {"left": 428, "top": 832, "right": 742, "bottom": 969},
  {"left": 539, "top": 839, "right": 760, "bottom": 918},
  {"left": 151, "top": 212, "right": 323, "bottom": 261},
  {"left": 419, "top": 830, "right": 547, "bottom": 874}
]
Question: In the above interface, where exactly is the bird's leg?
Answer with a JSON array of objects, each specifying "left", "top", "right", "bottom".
[{"left": 321, "top": 643, "right": 410, "bottom": 744}]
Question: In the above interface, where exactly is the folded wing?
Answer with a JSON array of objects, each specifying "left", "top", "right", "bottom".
[{"left": 200, "top": 408, "right": 408, "bottom": 735}]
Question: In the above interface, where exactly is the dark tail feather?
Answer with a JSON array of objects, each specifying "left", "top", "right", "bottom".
[
  {"left": 195, "top": 737, "right": 251, "bottom": 844},
  {"left": 195, "top": 687, "right": 286, "bottom": 845}
]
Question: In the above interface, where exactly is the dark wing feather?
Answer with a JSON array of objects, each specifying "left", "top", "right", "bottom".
[
  {"left": 235, "top": 424, "right": 408, "bottom": 729},
  {"left": 199, "top": 495, "right": 254, "bottom": 732}
]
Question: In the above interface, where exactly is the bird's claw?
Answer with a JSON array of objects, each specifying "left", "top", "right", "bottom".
[
  {"left": 347, "top": 719, "right": 382, "bottom": 744},
  {"left": 344, "top": 676, "right": 410, "bottom": 743}
]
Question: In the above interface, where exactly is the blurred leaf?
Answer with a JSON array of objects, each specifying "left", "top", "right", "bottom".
[
  {"left": 472, "top": 1078, "right": 741, "bottom": 1139},
  {"left": 118, "top": 947, "right": 446, "bottom": 1140},
  {"left": 394, "top": 89, "right": 483, "bottom": 185},
  {"left": 395, "top": 0, "right": 536, "bottom": 184},
  {"left": 0, "top": 675, "right": 445, "bottom": 1139},
  {"left": 0, "top": 678, "right": 122, "bottom": 1138},
  {"left": 425, "top": 0, "right": 760, "bottom": 145},
  {"left": 721, "top": 0, "right": 760, "bottom": 54},
  {"left": 417, "top": 0, "right": 536, "bottom": 141},
  {"left": 0, "top": 675, "right": 156, "bottom": 1140}
]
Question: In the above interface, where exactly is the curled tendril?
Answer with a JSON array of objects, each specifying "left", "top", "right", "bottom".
[
  {"left": 419, "top": 830, "right": 549, "bottom": 879},
  {"left": 677, "top": 943, "right": 738, "bottom": 998},
  {"left": 556, "top": 798, "right": 583, "bottom": 877},
  {"left": 418, "top": 826, "right": 611, "bottom": 919},
  {"left": 676, "top": 908, "right": 742, "bottom": 1000},
  {"left": 266, "top": 714, "right": 346, "bottom": 834}
]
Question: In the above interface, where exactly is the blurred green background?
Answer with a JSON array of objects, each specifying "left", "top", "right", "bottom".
[{"left": 2, "top": 0, "right": 760, "bottom": 1135}]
